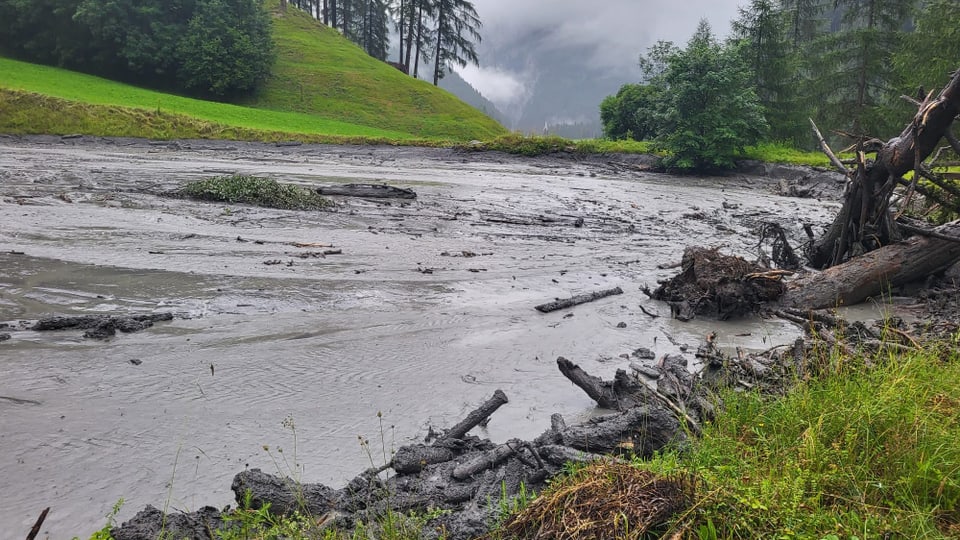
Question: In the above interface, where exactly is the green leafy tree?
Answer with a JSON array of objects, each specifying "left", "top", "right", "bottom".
[
  {"left": 0, "top": 0, "right": 98, "bottom": 69},
  {"left": 176, "top": 0, "right": 275, "bottom": 97},
  {"left": 431, "top": 0, "right": 480, "bottom": 85},
  {"left": 599, "top": 83, "right": 659, "bottom": 140},
  {"left": 658, "top": 20, "right": 768, "bottom": 171}
]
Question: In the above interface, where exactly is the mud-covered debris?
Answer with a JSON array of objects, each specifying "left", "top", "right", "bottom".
[
  {"left": 647, "top": 247, "right": 785, "bottom": 321},
  {"left": 112, "top": 505, "right": 223, "bottom": 540},
  {"left": 31, "top": 313, "right": 174, "bottom": 339},
  {"left": 0, "top": 333, "right": 10, "bottom": 342},
  {"left": 316, "top": 183, "right": 416, "bottom": 199}
]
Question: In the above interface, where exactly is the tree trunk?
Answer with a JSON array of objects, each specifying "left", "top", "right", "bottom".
[
  {"left": 433, "top": 4, "right": 444, "bottom": 86},
  {"left": 809, "top": 67, "right": 960, "bottom": 268},
  {"left": 412, "top": 1, "right": 423, "bottom": 77},
  {"left": 398, "top": 0, "right": 405, "bottom": 66},
  {"left": 404, "top": 0, "right": 416, "bottom": 74},
  {"left": 785, "top": 221, "right": 960, "bottom": 309}
]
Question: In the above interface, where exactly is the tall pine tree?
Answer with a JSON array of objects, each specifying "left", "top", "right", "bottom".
[
  {"left": 809, "top": 0, "right": 916, "bottom": 138},
  {"left": 730, "top": 0, "right": 806, "bottom": 144},
  {"left": 431, "top": 0, "right": 480, "bottom": 85}
]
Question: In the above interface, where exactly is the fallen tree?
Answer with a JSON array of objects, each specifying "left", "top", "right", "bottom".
[
  {"left": 783, "top": 220, "right": 960, "bottom": 309},
  {"left": 808, "top": 67, "right": 960, "bottom": 270}
]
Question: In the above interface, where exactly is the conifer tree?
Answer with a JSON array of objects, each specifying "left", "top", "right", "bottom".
[
  {"left": 731, "top": 0, "right": 807, "bottom": 144},
  {"left": 809, "top": 0, "right": 915, "bottom": 138},
  {"left": 431, "top": 0, "right": 480, "bottom": 85}
]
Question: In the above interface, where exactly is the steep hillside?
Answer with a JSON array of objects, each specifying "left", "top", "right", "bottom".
[
  {"left": 0, "top": 1, "right": 505, "bottom": 142},
  {"left": 241, "top": 0, "right": 505, "bottom": 140}
]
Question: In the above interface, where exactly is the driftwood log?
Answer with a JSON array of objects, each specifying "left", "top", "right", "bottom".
[{"left": 534, "top": 287, "right": 623, "bottom": 313}]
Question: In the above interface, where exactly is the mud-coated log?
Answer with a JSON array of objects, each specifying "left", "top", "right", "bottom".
[
  {"left": 557, "top": 357, "right": 654, "bottom": 411},
  {"left": 535, "top": 287, "right": 623, "bottom": 313},
  {"left": 784, "top": 221, "right": 960, "bottom": 309},
  {"left": 316, "top": 183, "right": 417, "bottom": 199},
  {"left": 537, "top": 445, "right": 609, "bottom": 466},
  {"left": 452, "top": 441, "right": 520, "bottom": 480},
  {"left": 444, "top": 389, "right": 508, "bottom": 441},
  {"left": 560, "top": 406, "right": 682, "bottom": 457},
  {"left": 392, "top": 445, "right": 456, "bottom": 474}
]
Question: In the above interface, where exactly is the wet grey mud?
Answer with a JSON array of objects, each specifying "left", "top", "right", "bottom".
[{"left": 0, "top": 135, "right": 838, "bottom": 537}]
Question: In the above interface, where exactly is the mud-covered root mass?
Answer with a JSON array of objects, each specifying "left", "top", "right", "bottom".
[{"left": 647, "top": 246, "right": 786, "bottom": 321}]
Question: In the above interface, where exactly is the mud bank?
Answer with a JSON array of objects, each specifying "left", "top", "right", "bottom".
[{"left": 0, "top": 135, "right": 839, "bottom": 537}]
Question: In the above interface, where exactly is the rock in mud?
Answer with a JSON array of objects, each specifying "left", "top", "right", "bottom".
[{"left": 0, "top": 333, "right": 10, "bottom": 342}]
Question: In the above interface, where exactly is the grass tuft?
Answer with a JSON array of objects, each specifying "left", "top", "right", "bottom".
[{"left": 179, "top": 175, "right": 332, "bottom": 210}]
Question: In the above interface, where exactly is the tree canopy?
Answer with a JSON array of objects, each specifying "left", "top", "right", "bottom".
[
  {"left": 0, "top": 0, "right": 275, "bottom": 98},
  {"left": 601, "top": 0, "right": 959, "bottom": 165}
]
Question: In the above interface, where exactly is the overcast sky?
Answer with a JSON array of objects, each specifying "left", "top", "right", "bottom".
[{"left": 458, "top": 0, "right": 745, "bottom": 109}]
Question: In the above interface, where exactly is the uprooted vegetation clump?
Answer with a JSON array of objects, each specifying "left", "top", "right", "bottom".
[
  {"left": 177, "top": 174, "right": 332, "bottom": 210},
  {"left": 491, "top": 462, "right": 693, "bottom": 540}
]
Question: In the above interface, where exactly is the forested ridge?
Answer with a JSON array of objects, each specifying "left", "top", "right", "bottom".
[{"left": 601, "top": 0, "right": 960, "bottom": 171}]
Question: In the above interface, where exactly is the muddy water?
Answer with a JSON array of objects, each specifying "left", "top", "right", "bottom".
[{"left": 0, "top": 136, "right": 837, "bottom": 537}]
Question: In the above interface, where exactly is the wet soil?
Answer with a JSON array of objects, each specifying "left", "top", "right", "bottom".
[{"left": 0, "top": 135, "right": 838, "bottom": 537}]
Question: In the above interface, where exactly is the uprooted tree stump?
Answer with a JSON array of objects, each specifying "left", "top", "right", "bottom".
[{"left": 644, "top": 247, "right": 787, "bottom": 321}]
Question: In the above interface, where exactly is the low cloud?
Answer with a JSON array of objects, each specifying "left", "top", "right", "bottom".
[{"left": 457, "top": 64, "right": 531, "bottom": 108}]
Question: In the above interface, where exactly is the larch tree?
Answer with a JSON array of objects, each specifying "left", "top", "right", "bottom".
[{"left": 431, "top": 0, "right": 480, "bottom": 85}]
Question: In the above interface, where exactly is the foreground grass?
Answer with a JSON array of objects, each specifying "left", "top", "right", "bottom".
[{"left": 630, "top": 343, "right": 960, "bottom": 539}]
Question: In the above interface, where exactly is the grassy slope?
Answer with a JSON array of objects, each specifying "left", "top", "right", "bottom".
[
  {"left": 247, "top": 0, "right": 504, "bottom": 141},
  {"left": 0, "top": 1, "right": 504, "bottom": 142}
]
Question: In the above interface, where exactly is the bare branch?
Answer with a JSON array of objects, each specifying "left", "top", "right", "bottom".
[{"left": 809, "top": 118, "right": 848, "bottom": 176}]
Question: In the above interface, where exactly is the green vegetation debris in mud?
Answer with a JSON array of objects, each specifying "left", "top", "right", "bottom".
[{"left": 178, "top": 175, "right": 332, "bottom": 210}]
